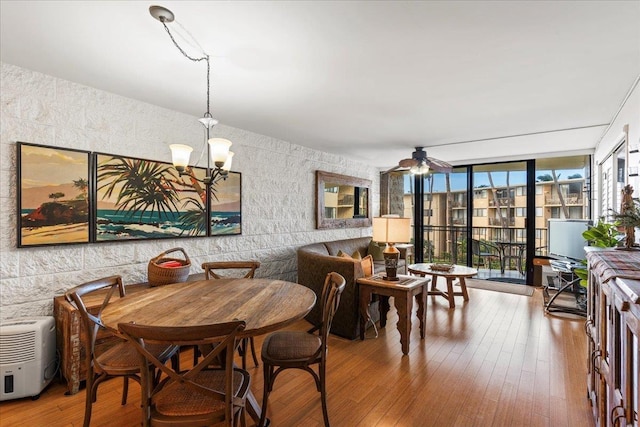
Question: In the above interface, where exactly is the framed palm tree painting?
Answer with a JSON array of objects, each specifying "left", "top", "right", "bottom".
[
  {"left": 17, "top": 142, "right": 91, "bottom": 247},
  {"left": 95, "top": 153, "right": 208, "bottom": 241},
  {"left": 210, "top": 172, "right": 242, "bottom": 235}
]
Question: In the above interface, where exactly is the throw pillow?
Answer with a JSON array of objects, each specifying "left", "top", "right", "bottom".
[
  {"left": 337, "top": 249, "right": 362, "bottom": 260},
  {"left": 337, "top": 251, "right": 373, "bottom": 277},
  {"left": 367, "top": 240, "right": 385, "bottom": 261},
  {"left": 360, "top": 254, "right": 374, "bottom": 276}
]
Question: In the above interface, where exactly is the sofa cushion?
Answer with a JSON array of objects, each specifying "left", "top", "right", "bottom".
[
  {"left": 337, "top": 249, "right": 362, "bottom": 260},
  {"left": 367, "top": 240, "right": 385, "bottom": 261},
  {"left": 301, "top": 242, "right": 331, "bottom": 256},
  {"left": 324, "top": 237, "right": 371, "bottom": 258}
]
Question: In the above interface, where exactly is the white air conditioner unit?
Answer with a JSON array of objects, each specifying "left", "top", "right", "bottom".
[{"left": 0, "top": 316, "right": 57, "bottom": 401}]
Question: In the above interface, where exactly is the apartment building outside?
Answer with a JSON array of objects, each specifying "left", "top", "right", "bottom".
[{"left": 403, "top": 175, "right": 588, "bottom": 269}]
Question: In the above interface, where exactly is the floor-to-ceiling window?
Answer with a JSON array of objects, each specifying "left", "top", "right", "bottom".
[
  {"left": 471, "top": 161, "right": 528, "bottom": 281},
  {"left": 403, "top": 154, "right": 591, "bottom": 285},
  {"left": 600, "top": 139, "right": 627, "bottom": 221}
]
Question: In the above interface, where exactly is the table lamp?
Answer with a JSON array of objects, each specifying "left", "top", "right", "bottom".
[{"left": 372, "top": 216, "right": 411, "bottom": 281}]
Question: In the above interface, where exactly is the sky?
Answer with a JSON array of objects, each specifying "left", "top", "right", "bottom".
[{"left": 404, "top": 168, "right": 585, "bottom": 193}]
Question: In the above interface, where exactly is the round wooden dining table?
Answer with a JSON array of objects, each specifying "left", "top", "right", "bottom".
[{"left": 101, "top": 277, "right": 316, "bottom": 426}]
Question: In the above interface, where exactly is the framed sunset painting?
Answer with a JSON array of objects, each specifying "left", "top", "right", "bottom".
[
  {"left": 95, "top": 153, "right": 209, "bottom": 241},
  {"left": 17, "top": 142, "right": 91, "bottom": 247},
  {"left": 210, "top": 171, "right": 242, "bottom": 235}
]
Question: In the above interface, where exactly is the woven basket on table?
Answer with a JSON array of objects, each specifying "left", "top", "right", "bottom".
[{"left": 148, "top": 247, "right": 191, "bottom": 287}]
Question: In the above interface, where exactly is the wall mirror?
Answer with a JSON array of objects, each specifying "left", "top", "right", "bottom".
[{"left": 316, "top": 170, "right": 372, "bottom": 229}]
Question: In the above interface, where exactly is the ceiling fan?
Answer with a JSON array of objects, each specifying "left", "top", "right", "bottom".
[{"left": 386, "top": 147, "right": 453, "bottom": 174}]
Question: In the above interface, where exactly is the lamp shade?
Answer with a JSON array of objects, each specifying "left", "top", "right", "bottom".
[
  {"left": 169, "top": 144, "right": 193, "bottom": 169},
  {"left": 372, "top": 217, "right": 411, "bottom": 243},
  {"left": 222, "top": 151, "right": 234, "bottom": 171},
  {"left": 208, "top": 138, "right": 232, "bottom": 164}
]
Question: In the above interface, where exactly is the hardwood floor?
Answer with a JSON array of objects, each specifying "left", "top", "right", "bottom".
[{"left": 0, "top": 285, "right": 594, "bottom": 426}]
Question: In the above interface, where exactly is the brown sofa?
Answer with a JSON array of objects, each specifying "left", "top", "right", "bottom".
[{"left": 297, "top": 236, "right": 407, "bottom": 340}]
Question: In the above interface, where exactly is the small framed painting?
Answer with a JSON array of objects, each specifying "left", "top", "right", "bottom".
[
  {"left": 210, "top": 172, "right": 242, "bottom": 235},
  {"left": 95, "top": 153, "right": 209, "bottom": 241},
  {"left": 17, "top": 142, "right": 91, "bottom": 247}
]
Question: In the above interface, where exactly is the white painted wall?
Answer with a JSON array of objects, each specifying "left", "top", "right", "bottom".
[
  {"left": 592, "top": 81, "right": 640, "bottom": 218},
  {"left": 0, "top": 63, "right": 380, "bottom": 321}
]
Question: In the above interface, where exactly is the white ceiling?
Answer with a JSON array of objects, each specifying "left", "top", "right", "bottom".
[{"left": 1, "top": 1, "right": 639, "bottom": 169}]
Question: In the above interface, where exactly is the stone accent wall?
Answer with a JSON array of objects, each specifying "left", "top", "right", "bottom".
[
  {"left": 380, "top": 172, "right": 405, "bottom": 216},
  {"left": 0, "top": 63, "right": 379, "bottom": 321}
]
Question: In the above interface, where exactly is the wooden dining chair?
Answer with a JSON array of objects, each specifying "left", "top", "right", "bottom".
[
  {"left": 258, "top": 272, "right": 346, "bottom": 427},
  {"left": 118, "top": 320, "right": 251, "bottom": 427},
  {"left": 65, "top": 276, "right": 179, "bottom": 427},
  {"left": 201, "top": 261, "right": 261, "bottom": 369}
]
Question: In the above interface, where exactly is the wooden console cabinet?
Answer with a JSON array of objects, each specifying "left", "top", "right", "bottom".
[
  {"left": 585, "top": 248, "right": 639, "bottom": 426},
  {"left": 54, "top": 274, "right": 203, "bottom": 394}
]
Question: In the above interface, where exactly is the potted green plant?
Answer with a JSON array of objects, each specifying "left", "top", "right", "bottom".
[{"left": 574, "top": 219, "right": 622, "bottom": 286}]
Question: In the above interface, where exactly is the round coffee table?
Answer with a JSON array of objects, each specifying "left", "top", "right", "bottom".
[{"left": 408, "top": 263, "right": 478, "bottom": 308}]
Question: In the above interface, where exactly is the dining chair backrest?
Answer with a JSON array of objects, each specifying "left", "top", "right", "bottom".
[
  {"left": 65, "top": 275, "right": 144, "bottom": 427},
  {"left": 319, "top": 272, "right": 347, "bottom": 359},
  {"left": 200, "top": 260, "right": 262, "bottom": 369},
  {"left": 65, "top": 275, "right": 125, "bottom": 355},
  {"left": 257, "top": 271, "right": 346, "bottom": 427},
  {"left": 202, "top": 261, "right": 261, "bottom": 280},
  {"left": 118, "top": 320, "right": 249, "bottom": 427}
]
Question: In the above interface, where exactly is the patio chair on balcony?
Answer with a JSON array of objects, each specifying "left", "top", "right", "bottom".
[{"left": 471, "top": 239, "right": 501, "bottom": 273}]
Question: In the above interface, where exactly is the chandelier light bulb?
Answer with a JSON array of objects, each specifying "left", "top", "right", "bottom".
[
  {"left": 222, "top": 151, "right": 234, "bottom": 171},
  {"left": 208, "top": 138, "right": 232, "bottom": 166},
  {"left": 169, "top": 144, "right": 193, "bottom": 172}
]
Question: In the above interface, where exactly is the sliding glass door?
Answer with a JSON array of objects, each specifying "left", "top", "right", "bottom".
[
  {"left": 407, "top": 154, "right": 591, "bottom": 286},
  {"left": 471, "top": 162, "right": 528, "bottom": 282}
]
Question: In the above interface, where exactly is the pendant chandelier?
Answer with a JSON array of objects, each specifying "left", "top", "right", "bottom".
[{"left": 150, "top": 5, "right": 232, "bottom": 185}]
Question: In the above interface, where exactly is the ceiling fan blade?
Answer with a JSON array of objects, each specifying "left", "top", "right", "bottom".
[
  {"left": 425, "top": 157, "right": 453, "bottom": 173},
  {"left": 383, "top": 165, "right": 403, "bottom": 174},
  {"left": 399, "top": 158, "right": 419, "bottom": 168}
]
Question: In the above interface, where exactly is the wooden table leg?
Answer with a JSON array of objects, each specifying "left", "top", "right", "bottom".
[
  {"left": 393, "top": 291, "right": 412, "bottom": 355},
  {"left": 459, "top": 277, "right": 470, "bottom": 301},
  {"left": 430, "top": 275, "right": 438, "bottom": 291},
  {"left": 379, "top": 295, "right": 390, "bottom": 328},
  {"left": 415, "top": 286, "right": 427, "bottom": 339},
  {"left": 359, "top": 286, "right": 373, "bottom": 340},
  {"left": 446, "top": 277, "right": 456, "bottom": 308}
]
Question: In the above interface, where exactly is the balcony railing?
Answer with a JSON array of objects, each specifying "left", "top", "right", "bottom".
[
  {"left": 488, "top": 217, "right": 515, "bottom": 226},
  {"left": 417, "top": 225, "right": 547, "bottom": 273},
  {"left": 488, "top": 197, "right": 515, "bottom": 207},
  {"left": 544, "top": 194, "right": 583, "bottom": 205}
]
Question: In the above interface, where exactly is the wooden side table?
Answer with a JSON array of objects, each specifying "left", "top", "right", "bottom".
[
  {"left": 408, "top": 263, "right": 477, "bottom": 308},
  {"left": 357, "top": 274, "right": 430, "bottom": 355}
]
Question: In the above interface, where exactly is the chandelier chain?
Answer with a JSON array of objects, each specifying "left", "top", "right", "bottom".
[
  {"left": 161, "top": 21, "right": 211, "bottom": 116},
  {"left": 154, "top": 6, "right": 231, "bottom": 186}
]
